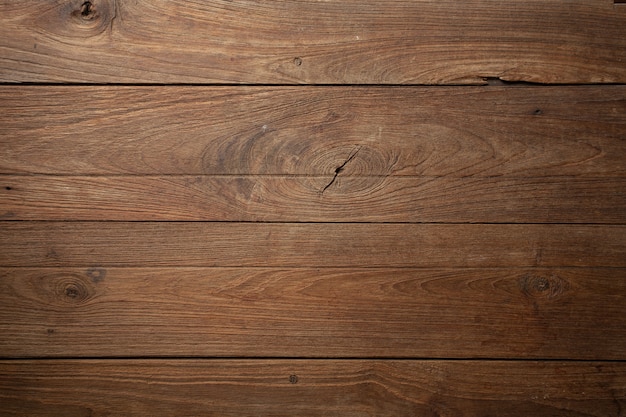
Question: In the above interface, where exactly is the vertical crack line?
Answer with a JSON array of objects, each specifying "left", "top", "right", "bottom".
[
  {"left": 320, "top": 145, "right": 362, "bottom": 194},
  {"left": 110, "top": 0, "right": 118, "bottom": 32}
]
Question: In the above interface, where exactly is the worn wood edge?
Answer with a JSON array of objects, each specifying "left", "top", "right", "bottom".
[
  {"left": 1, "top": 86, "right": 625, "bottom": 176},
  {"left": 2, "top": 175, "right": 625, "bottom": 223},
  {"left": 1, "top": 223, "right": 625, "bottom": 268},
  {"left": 0, "top": 359, "right": 624, "bottom": 416},
  {"left": 0, "top": 267, "right": 624, "bottom": 359}
]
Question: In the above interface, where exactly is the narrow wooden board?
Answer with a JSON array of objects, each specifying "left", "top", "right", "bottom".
[
  {"left": 2, "top": 175, "right": 625, "bottom": 223},
  {"left": 0, "top": 267, "right": 624, "bottom": 359},
  {"left": 1, "top": 1, "right": 625, "bottom": 84},
  {"left": 1, "top": 360, "right": 624, "bottom": 416},
  {"left": 1, "top": 223, "right": 624, "bottom": 268},
  {"left": 1, "top": 86, "right": 625, "bottom": 176}
]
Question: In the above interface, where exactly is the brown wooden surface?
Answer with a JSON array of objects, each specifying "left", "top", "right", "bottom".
[
  {"left": 0, "top": 267, "right": 624, "bottom": 359},
  {"left": 1, "top": 222, "right": 624, "bottom": 268},
  {"left": 1, "top": 86, "right": 624, "bottom": 176},
  {"left": 1, "top": 360, "right": 625, "bottom": 417},
  {"left": 1, "top": 1, "right": 625, "bottom": 84},
  {"left": 2, "top": 0, "right": 625, "bottom": 414},
  {"left": 3, "top": 175, "right": 625, "bottom": 222}
]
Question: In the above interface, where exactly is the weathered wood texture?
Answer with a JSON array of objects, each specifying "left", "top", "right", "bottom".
[
  {"left": 1, "top": 86, "right": 624, "bottom": 176},
  {"left": 3, "top": 175, "right": 625, "bottom": 222},
  {"left": 1, "top": 1, "right": 625, "bottom": 84},
  {"left": 2, "top": 86, "right": 624, "bottom": 222},
  {"left": 0, "top": 267, "right": 624, "bottom": 359},
  {"left": 1, "top": 0, "right": 625, "bottom": 413},
  {"left": 1, "top": 360, "right": 625, "bottom": 416},
  {"left": 1, "top": 223, "right": 624, "bottom": 268}
]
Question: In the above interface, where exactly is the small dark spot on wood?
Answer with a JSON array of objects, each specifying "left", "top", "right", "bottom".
[
  {"left": 86, "top": 267, "right": 107, "bottom": 283},
  {"left": 535, "top": 277, "right": 549, "bottom": 292},
  {"left": 65, "top": 286, "right": 80, "bottom": 298},
  {"left": 33, "top": 44, "right": 37, "bottom": 49},
  {"left": 5, "top": 186, "right": 12, "bottom": 191},
  {"left": 294, "top": 57, "right": 303, "bottom": 66},
  {"left": 47, "top": 328, "right": 55, "bottom": 335},
  {"left": 81, "top": 1, "right": 95, "bottom": 18},
  {"left": 533, "top": 109, "right": 543, "bottom": 115},
  {"left": 46, "top": 248, "right": 60, "bottom": 260},
  {"left": 289, "top": 375, "right": 298, "bottom": 384}
]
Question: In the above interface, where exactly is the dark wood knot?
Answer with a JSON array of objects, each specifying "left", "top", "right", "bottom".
[
  {"left": 72, "top": 1, "right": 97, "bottom": 21},
  {"left": 55, "top": 276, "right": 95, "bottom": 305},
  {"left": 68, "top": 0, "right": 115, "bottom": 33},
  {"left": 80, "top": 1, "right": 95, "bottom": 19},
  {"left": 519, "top": 273, "right": 569, "bottom": 300}
]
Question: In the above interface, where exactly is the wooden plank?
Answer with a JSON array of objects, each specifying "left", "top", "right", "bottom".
[
  {"left": 0, "top": 1, "right": 625, "bottom": 84},
  {"left": 1, "top": 86, "right": 625, "bottom": 176},
  {"left": 1, "top": 360, "right": 624, "bottom": 416},
  {"left": 0, "top": 267, "right": 624, "bottom": 359},
  {"left": 1, "top": 223, "right": 624, "bottom": 268},
  {"left": 2, "top": 175, "right": 625, "bottom": 223}
]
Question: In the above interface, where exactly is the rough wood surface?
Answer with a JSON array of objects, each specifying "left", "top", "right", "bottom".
[
  {"left": 1, "top": 360, "right": 624, "bottom": 416},
  {"left": 0, "top": 267, "right": 623, "bottom": 359},
  {"left": 2, "top": 175, "right": 625, "bottom": 223},
  {"left": 2, "top": 0, "right": 625, "bottom": 415},
  {"left": 1, "top": 86, "right": 624, "bottom": 176},
  {"left": 1, "top": 1, "right": 625, "bottom": 84},
  {"left": 1, "top": 223, "right": 624, "bottom": 268}
]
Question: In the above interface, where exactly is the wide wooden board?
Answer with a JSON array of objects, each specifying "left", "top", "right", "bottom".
[
  {"left": 1, "top": 1, "right": 625, "bottom": 84},
  {"left": 1, "top": 86, "right": 625, "bottom": 176},
  {"left": 1, "top": 223, "right": 625, "bottom": 268},
  {"left": 1, "top": 360, "right": 624, "bottom": 416},
  {"left": 0, "top": 267, "right": 624, "bottom": 359}
]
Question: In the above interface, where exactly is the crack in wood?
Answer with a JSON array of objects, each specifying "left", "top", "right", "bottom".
[{"left": 320, "top": 146, "right": 362, "bottom": 194}]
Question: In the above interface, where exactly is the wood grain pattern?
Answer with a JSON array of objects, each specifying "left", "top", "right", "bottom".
[
  {"left": 1, "top": 1, "right": 625, "bottom": 84},
  {"left": 2, "top": 0, "right": 625, "bottom": 414},
  {"left": 0, "top": 267, "right": 624, "bottom": 359},
  {"left": 2, "top": 175, "right": 625, "bottom": 223},
  {"left": 1, "top": 360, "right": 624, "bottom": 416},
  {"left": 1, "top": 222, "right": 624, "bottom": 268},
  {"left": 1, "top": 86, "right": 625, "bottom": 176}
]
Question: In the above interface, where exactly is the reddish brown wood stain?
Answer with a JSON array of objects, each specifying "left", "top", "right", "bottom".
[{"left": 0, "top": 0, "right": 625, "bottom": 415}]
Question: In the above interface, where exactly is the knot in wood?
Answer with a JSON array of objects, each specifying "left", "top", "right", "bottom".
[
  {"left": 55, "top": 276, "right": 94, "bottom": 305},
  {"left": 72, "top": 1, "right": 98, "bottom": 21},
  {"left": 80, "top": 1, "right": 95, "bottom": 19},
  {"left": 519, "top": 274, "right": 568, "bottom": 300},
  {"left": 68, "top": 0, "right": 115, "bottom": 34}
]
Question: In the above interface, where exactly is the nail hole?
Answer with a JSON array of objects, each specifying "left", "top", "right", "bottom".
[
  {"left": 289, "top": 375, "right": 298, "bottom": 384},
  {"left": 5, "top": 186, "right": 11, "bottom": 191},
  {"left": 533, "top": 109, "right": 543, "bottom": 115},
  {"left": 293, "top": 57, "right": 303, "bottom": 66}
]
